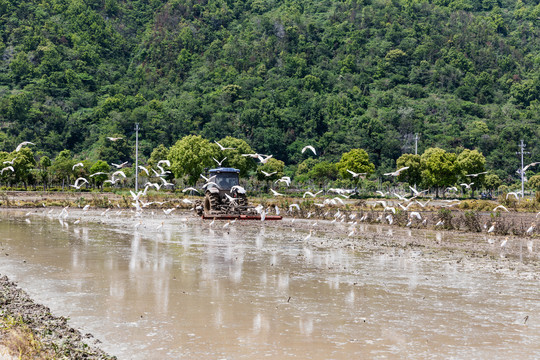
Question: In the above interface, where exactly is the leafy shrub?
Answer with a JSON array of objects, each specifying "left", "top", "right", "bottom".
[{"left": 462, "top": 211, "right": 482, "bottom": 232}]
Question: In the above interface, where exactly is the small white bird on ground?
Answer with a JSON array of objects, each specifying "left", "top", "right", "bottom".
[{"left": 301, "top": 145, "right": 317, "bottom": 156}]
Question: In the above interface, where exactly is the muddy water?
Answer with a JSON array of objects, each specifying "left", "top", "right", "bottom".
[{"left": 0, "top": 211, "right": 539, "bottom": 359}]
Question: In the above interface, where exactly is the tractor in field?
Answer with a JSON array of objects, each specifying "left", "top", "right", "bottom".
[{"left": 194, "top": 167, "right": 281, "bottom": 220}]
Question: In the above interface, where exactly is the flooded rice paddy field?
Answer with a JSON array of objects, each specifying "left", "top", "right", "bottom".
[{"left": 0, "top": 208, "right": 539, "bottom": 359}]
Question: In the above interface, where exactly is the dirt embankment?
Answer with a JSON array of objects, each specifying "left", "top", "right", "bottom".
[{"left": 0, "top": 275, "right": 115, "bottom": 359}]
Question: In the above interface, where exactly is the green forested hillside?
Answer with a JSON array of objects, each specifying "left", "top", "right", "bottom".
[{"left": 0, "top": 0, "right": 539, "bottom": 181}]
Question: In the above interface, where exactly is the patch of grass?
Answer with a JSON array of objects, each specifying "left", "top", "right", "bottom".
[{"left": 0, "top": 315, "right": 54, "bottom": 359}]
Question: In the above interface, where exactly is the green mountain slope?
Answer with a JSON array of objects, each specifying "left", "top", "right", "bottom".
[{"left": 0, "top": 0, "right": 539, "bottom": 179}]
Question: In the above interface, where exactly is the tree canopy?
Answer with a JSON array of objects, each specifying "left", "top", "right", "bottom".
[{"left": 0, "top": 0, "right": 538, "bottom": 187}]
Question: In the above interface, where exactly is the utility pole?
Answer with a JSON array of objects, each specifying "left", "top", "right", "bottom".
[
  {"left": 516, "top": 140, "right": 529, "bottom": 199},
  {"left": 414, "top": 134, "right": 419, "bottom": 155},
  {"left": 135, "top": 123, "right": 140, "bottom": 192}
]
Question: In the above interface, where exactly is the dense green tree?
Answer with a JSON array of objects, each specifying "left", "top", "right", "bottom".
[
  {"left": 484, "top": 173, "right": 502, "bottom": 192},
  {"left": 12, "top": 148, "right": 36, "bottom": 188},
  {"left": 421, "top": 147, "right": 458, "bottom": 198},
  {"left": 51, "top": 150, "right": 74, "bottom": 188},
  {"left": 456, "top": 149, "right": 487, "bottom": 195},
  {"left": 90, "top": 160, "right": 110, "bottom": 189},
  {"left": 257, "top": 158, "right": 285, "bottom": 182},
  {"left": 0, "top": 0, "right": 538, "bottom": 188},
  {"left": 148, "top": 144, "right": 170, "bottom": 169},
  {"left": 38, "top": 155, "right": 51, "bottom": 188},
  {"left": 214, "top": 136, "right": 257, "bottom": 177},
  {"left": 295, "top": 158, "right": 321, "bottom": 183},
  {"left": 336, "top": 149, "right": 375, "bottom": 180},
  {"left": 307, "top": 161, "right": 338, "bottom": 187},
  {"left": 396, "top": 154, "right": 422, "bottom": 186},
  {"left": 528, "top": 175, "right": 540, "bottom": 191},
  {"left": 169, "top": 135, "right": 216, "bottom": 185}
]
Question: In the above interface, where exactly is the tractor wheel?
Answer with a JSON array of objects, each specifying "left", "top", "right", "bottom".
[{"left": 204, "top": 193, "right": 220, "bottom": 212}]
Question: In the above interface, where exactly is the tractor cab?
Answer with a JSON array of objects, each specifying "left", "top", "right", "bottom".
[{"left": 208, "top": 167, "right": 240, "bottom": 191}]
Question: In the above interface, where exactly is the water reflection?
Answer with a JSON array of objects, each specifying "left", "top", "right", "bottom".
[{"left": 0, "top": 213, "right": 539, "bottom": 359}]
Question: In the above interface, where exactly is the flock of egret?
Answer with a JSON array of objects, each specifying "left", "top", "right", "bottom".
[{"left": 4, "top": 140, "right": 540, "bottom": 241}]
